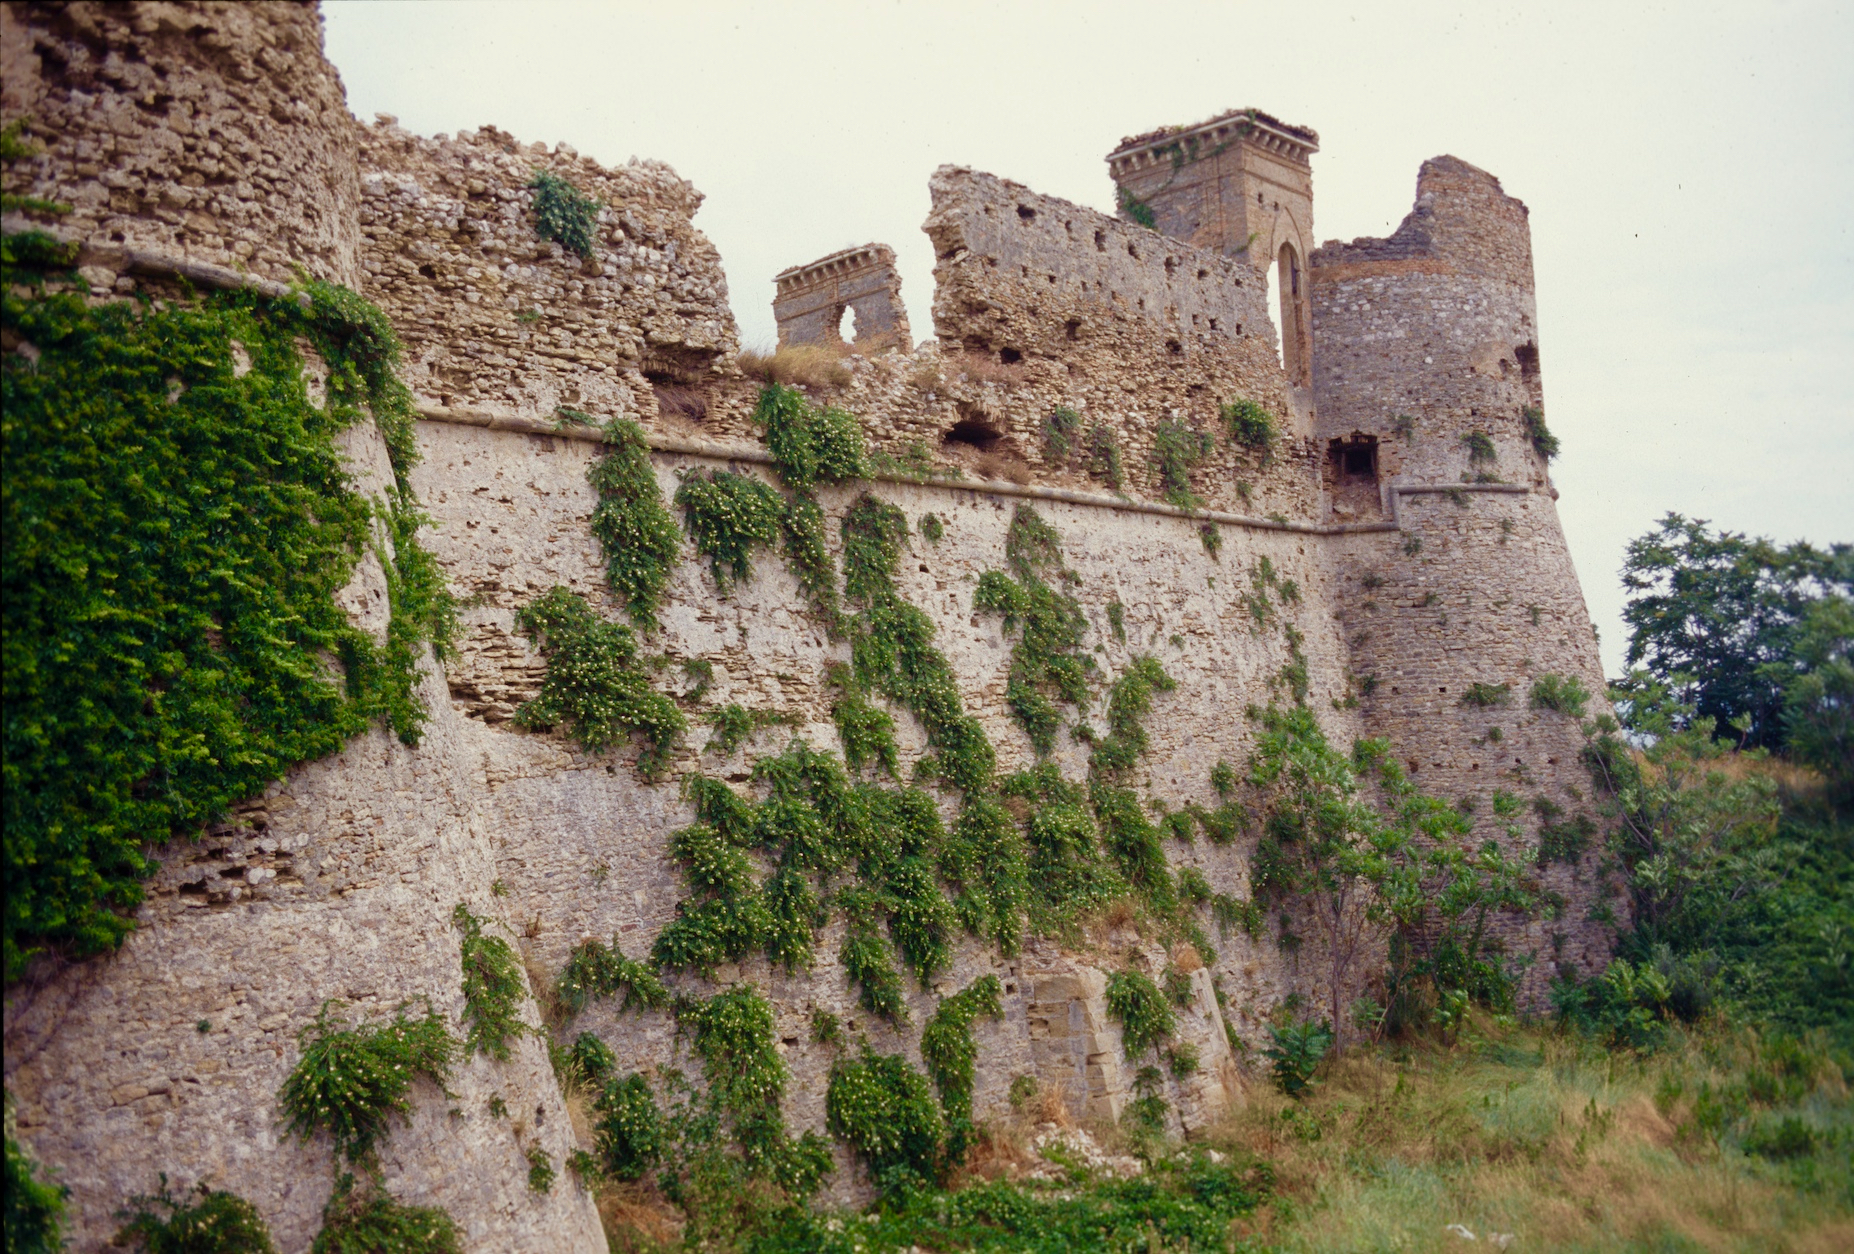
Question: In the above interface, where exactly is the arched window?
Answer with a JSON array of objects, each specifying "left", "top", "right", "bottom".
[{"left": 1275, "top": 242, "right": 1309, "bottom": 387}]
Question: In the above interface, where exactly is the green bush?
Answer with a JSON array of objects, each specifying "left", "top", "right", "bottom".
[
  {"left": 1220, "top": 399, "right": 1276, "bottom": 454},
  {"left": 4, "top": 1121, "right": 66, "bottom": 1254},
  {"left": 556, "top": 935, "right": 669, "bottom": 1016},
  {"left": 1105, "top": 969, "right": 1175, "bottom": 1059},
  {"left": 528, "top": 170, "right": 599, "bottom": 258},
  {"left": 311, "top": 1176, "right": 460, "bottom": 1254},
  {"left": 1150, "top": 420, "right": 1212, "bottom": 510},
  {"left": 1529, "top": 672, "right": 1590, "bottom": 718},
  {"left": 751, "top": 384, "right": 866, "bottom": 491},
  {"left": 674, "top": 469, "right": 785, "bottom": 594},
  {"left": 827, "top": 1048, "right": 945, "bottom": 1198},
  {"left": 1461, "top": 681, "right": 1512, "bottom": 708},
  {"left": 115, "top": 1176, "right": 276, "bottom": 1253},
  {"left": 920, "top": 975, "right": 1003, "bottom": 1162},
  {"left": 1521, "top": 405, "right": 1560, "bottom": 459},
  {"left": 1262, "top": 1018, "right": 1333, "bottom": 1097},
  {"left": 595, "top": 1074, "right": 664, "bottom": 1181},
  {"left": 279, "top": 1001, "right": 457, "bottom": 1165}
]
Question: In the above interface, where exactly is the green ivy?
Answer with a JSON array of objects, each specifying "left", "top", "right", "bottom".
[
  {"left": 1091, "top": 656, "right": 1177, "bottom": 775},
  {"left": 528, "top": 170, "right": 599, "bottom": 258},
  {"left": 452, "top": 904, "right": 528, "bottom": 1061},
  {"left": 973, "top": 506, "right": 1097, "bottom": 756},
  {"left": 826, "top": 1047, "right": 945, "bottom": 1199},
  {"left": 2, "top": 258, "right": 449, "bottom": 979},
  {"left": 1003, "top": 766, "right": 1127, "bottom": 926},
  {"left": 279, "top": 1001, "right": 457, "bottom": 1165},
  {"left": 587, "top": 417, "right": 682, "bottom": 630},
  {"left": 828, "top": 663, "right": 898, "bottom": 776},
  {"left": 115, "top": 1176, "right": 276, "bottom": 1253},
  {"left": 782, "top": 493, "right": 843, "bottom": 628},
  {"left": 1104, "top": 969, "right": 1175, "bottom": 1060},
  {"left": 675, "top": 469, "right": 785, "bottom": 594},
  {"left": 652, "top": 823, "right": 772, "bottom": 975},
  {"left": 3, "top": 1107, "right": 65, "bottom": 1254},
  {"left": 920, "top": 974, "right": 1003, "bottom": 1163},
  {"left": 1522, "top": 406, "right": 1560, "bottom": 459},
  {"left": 525, "top": 1146, "right": 555, "bottom": 1194},
  {"left": 678, "top": 987, "right": 826, "bottom": 1185},
  {"left": 842, "top": 926, "right": 909, "bottom": 1024},
  {"left": 512, "top": 586, "right": 684, "bottom": 779},
  {"left": 557, "top": 935, "right": 670, "bottom": 1015}
]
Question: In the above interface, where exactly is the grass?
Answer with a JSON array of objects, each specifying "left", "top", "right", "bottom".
[
  {"left": 738, "top": 344, "right": 853, "bottom": 391},
  {"left": 1203, "top": 1020, "right": 1853, "bottom": 1254}
]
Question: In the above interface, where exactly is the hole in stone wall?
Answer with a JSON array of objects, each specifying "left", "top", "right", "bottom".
[
  {"left": 1017, "top": 205, "right": 1036, "bottom": 222},
  {"left": 1165, "top": 339, "right": 1183, "bottom": 355},
  {"left": 1327, "top": 435, "right": 1379, "bottom": 483},
  {"left": 418, "top": 264, "right": 437, "bottom": 279},
  {"left": 1094, "top": 230, "right": 1106, "bottom": 252},
  {"left": 1065, "top": 319, "right": 1082, "bottom": 341},
  {"left": 1165, "top": 257, "right": 1177, "bottom": 277},
  {"left": 998, "top": 347, "right": 1023, "bottom": 365},
  {"left": 1515, "top": 342, "right": 1539, "bottom": 380},
  {"left": 943, "top": 415, "right": 1002, "bottom": 452}
]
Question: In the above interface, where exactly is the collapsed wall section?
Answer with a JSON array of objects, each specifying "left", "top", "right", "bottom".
[
  {"left": 355, "top": 120, "right": 744, "bottom": 436},
  {"left": 0, "top": 0, "right": 362, "bottom": 289}
]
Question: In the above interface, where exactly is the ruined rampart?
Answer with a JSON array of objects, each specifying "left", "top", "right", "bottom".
[{"left": 3, "top": 7, "right": 1618, "bottom": 1250}]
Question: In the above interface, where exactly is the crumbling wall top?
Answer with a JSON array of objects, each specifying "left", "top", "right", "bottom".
[{"left": 1311, "top": 155, "right": 1532, "bottom": 289}]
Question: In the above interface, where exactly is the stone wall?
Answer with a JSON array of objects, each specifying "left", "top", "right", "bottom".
[
  {"left": 3, "top": 9, "right": 1625, "bottom": 1248},
  {"left": 0, "top": 0, "right": 362, "bottom": 289}
]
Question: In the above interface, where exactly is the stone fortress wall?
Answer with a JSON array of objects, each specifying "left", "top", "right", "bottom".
[{"left": 3, "top": 3, "right": 1616, "bottom": 1249}]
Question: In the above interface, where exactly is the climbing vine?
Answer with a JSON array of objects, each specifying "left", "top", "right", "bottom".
[
  {"left": 587, "top": 416, "right": 682, "bottom": 630},
  {"left": 674, "top": 469, "right": 785, "bottom": 594},
  {"left": 451, "top": 904, "right": 529, "bottom": 1061},
  {"left": 279, "top": 1001, "right": 457, "bottom": 1166},
  {"left": 2, "top": 242, "right": 452, "bottom": 979},
  {"left": 919, "top": 974, "right": 1003, "bottom": 1161},
  {"left": 973, "top": 505, "right": 1097, "bottom": 756},
  {"left": 528, "top": 170, "right": 600, "bottom": 258},
  {"left": 512, "top": 586, "right": 684, "bottom": 780}
]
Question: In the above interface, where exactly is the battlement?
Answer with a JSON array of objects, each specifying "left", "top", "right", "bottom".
[
  {"left": 772, "top": 242, "right": 910, "bottom": 347},
  {"left": 1106, "top": 107, "right": 1319, "bottom": 177}
]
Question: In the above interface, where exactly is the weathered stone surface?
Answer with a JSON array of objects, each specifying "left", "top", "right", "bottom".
[{"left": 1, "top": 8, "right": 1617, "bottom": 1249}]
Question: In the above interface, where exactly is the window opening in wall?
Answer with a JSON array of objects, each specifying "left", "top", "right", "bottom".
[
  {"left": 1264, "top": 258, "right": 1283, "bottom": 368},
  {"left": 836, "top": 304, "right": 859, "bottom": 343},
  {"left": 1327, "top": 435, "right": 1379, "bottom": 484}
]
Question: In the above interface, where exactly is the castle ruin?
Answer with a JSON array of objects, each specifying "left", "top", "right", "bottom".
[{"left": 2, "top": 4, "right": 1614, "bottom": 1249}]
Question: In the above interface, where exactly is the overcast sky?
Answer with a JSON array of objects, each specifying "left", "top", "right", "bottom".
[{"left": 323, "top": 0, "right": 1851, "bottom": 678}]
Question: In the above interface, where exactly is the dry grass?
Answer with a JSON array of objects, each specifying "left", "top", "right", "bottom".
[
  {"left": 972, "top": 449, "right": 1033, "bottom": 484},
  {"left": 1203, "top": 1021, "right": 1853, "bottom": 1253},
  {"left": 598, "top": 1180, "right": 684, "bottom": 1253},
  {"left": 737, "top": 342, "right": 852, "bottom": 391}
]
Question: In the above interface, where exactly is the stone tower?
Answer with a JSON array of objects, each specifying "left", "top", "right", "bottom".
[{"left": 1106, "top": 108, "right": 1319, "bottom": 389}]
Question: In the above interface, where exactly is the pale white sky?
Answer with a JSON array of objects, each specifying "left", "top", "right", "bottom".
[{"left": 323, "top": 0, "right": 1851, "bottom": 677}]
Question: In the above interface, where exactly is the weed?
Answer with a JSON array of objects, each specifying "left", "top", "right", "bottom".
[
  {"left": 827, "top": 1047, "right": 945, "bottom": 1198},
  {"left": 594, "top": 1074, "right": 664, "bottom": 1181},
  {"left": 1461, "top": 430, "right": 1496, "bottom": 463},
  {"left": 310, "top": 1174, "right": 460, "bottom": 1254},
  {"left": 751, "top": 384, "right": 865, "bottom": 491},
  {"left": 1042, "top": 406, "right": 1082, "bottom": 461},
  {"left": 1521, "top": 405, "right": 1560, "bottom": 459},
  {"left": 1085, "top": 424, "right": 1125, "bottom": 491},
  {"left": 528, "top": 170, "right": 599, "bottom": 258},
  {"left": 920, "top": 975, "right": 1005, "bottom": 1162},
  {"left": 1391, "top": 413, "right": 1417, "bottom": 440},
  {"left": 1529, "top": 673, "right": 1590, "bottom": 718},
  {"left": 780, "top": 493, "right": 842, "bottom": 627},
  {"left": 674, "top": 469, "right": 784, "bottom": 594},
  {"left": 1151, "top": 420, "right": 1213, "bottom": 510},
  {"left": 973, "top": 507, "right": 1097, "bottom": 756},
  {"left": 1105, "top": 600, "right": 1127, "bottom": 644},
  {"left": 1117, "top": 186, "right": 1158, "bottom": 228},
  {"left": 702, "top": 703, "right": 789, "bottom": 756},
  {"left": 1461, "top": 681, "right": 1512, "bottom": 708},
  {"left": 557, "top": 935, "right": 670, "bottom": 1016},
  {"left": 1220, "top": 398, "right": 1277, "bottom": 456},
  {"left": 918, "top": 512, "right": 944, "bottom": 543},
  {"left": 737, "top": 343, "right": 852, "bottom": 391},
  {"left": 1402, "top": 535, "right": 1423, "bottom": 558},
  {"left": 587, "top": 416, "right": 682, "bottom": 630},
  {"left": 1199, "top": 522, "right": 1222, "bottom": 558},
  {"left": 526, "top": 1146, "right": 555, "bottom": 1194},
  {"left": 1105, "top": 970, "right": 1175, "bottom": 1059},
  {"left": 1262, "top": 1017, "right": 1333, "bottom": 1097}
]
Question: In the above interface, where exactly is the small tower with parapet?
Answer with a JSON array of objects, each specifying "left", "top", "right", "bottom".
[
  {"left": 1106, "top": 109, "right": 1319, "bottom": 389},
  {"left": 772, "top": 243, "right": 911, "bottom": 349}
]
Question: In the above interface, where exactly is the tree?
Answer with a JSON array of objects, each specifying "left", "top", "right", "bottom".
[{"left": 1619, "top": 513, "right": 1850, "bottom": 751}]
